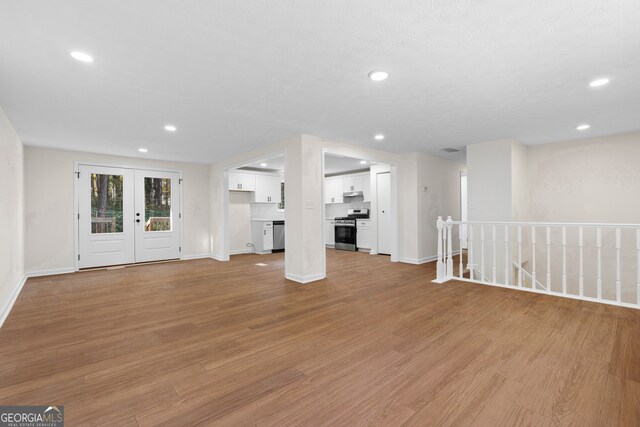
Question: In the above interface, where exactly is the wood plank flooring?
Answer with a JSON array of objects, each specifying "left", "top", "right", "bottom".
[{"left": 1, "top": 250, "right": 639, "bottom": 426}]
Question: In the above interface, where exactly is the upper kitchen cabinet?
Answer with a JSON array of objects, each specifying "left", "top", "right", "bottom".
[
  {"left": 228, "top": 172, "right": 256, "bottom": 191},
  {"left": 254, "top": 174, "right": 282, "bottom": 203},
  {"left": 324, "top": 176, "right": 343, "bottom": 204},
  {"left": 342, "top": 175, "right": 364, "bottom": 193}
]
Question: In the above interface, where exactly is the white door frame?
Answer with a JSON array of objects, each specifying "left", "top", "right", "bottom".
[{"left": 73, "top": 161, "right": 184, "bottom": 271}]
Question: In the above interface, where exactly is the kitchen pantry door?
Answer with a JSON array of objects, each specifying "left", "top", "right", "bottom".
[
  {"left": 376, "top": 172, "right": 392, "bottom": 255},
  {"left": 77, "top": 165, "right": 181, "bottom": 268}
]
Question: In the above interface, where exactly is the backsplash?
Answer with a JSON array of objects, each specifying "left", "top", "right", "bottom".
[
  {"left": 325, "top": 196, "right": 371, "bottom": 219},
  {"left": 249, "top": 197, "right": 370, "bottom": 220},
  {"left": 251, "top": 203, "right": 285, "bottom": 220}
]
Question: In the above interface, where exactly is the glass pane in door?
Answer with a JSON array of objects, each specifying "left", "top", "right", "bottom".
[
  {"left": 144, "top": 177, "right": 172, "bottom": 231},
  {"left": 90, "top": 174, "right": 124, "bottom": 233}
]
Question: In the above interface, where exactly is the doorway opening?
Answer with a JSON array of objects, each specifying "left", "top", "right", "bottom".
[
  {"left": 322, "top": 151, "right": 397, "bottom": 275},
  {"left": 224, "top": 152, "right": 286, "bottom": 259},
  {"left": 75, "top": 164, "right": 182, "bottom": 269}
]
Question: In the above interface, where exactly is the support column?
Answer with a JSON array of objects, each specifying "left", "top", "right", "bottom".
[{"left": 284, "top": 135, "right": 325, "bottom": 283}]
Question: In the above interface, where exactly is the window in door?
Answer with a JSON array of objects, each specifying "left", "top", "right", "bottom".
[
  {"left": 144, "top": 177, "right": 172, "bottom": 231},
  {"left": 90, "top": 173, "right": 123, "bottom": 234},
  {"left": 278, "top": 181, "right": 285, "bottom": 210}
]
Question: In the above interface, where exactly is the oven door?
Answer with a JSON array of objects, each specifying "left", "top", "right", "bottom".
[{"left": 335, "top": 224, "right": 356, "bottom": 251}]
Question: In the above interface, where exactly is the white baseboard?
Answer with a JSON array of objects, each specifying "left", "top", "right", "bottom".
[
  {"left": 399, "top": 251, "right": 461, "bottom": 265},
  {"left": 27, "top": 267, "right": 77, "bottom": 277},
  {"left": 285, "top": 272, "right": 326, "bottom": 284},
  {"left": 230, "top": 248, "right": 253, "bottom": 255},
  {"left": 0, "top": 274, "right": 28, "bottom": 328},
  {"left": 210, "top": 254, "right": 228, "bottom": 262},
  {"left": 181, "top": 253, "right": 213, "bottom": 260},
  {"left": 398, "top": 256, "right": 436, "bottom": 265}
]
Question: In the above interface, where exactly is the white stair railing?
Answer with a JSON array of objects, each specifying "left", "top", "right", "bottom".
[{"left": 433, "top": 217, "right": 640, "bottom": 309}]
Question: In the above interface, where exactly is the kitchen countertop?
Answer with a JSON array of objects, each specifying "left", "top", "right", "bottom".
[{"left": 251, "top": 218, "right": 284, "bottom": 222}]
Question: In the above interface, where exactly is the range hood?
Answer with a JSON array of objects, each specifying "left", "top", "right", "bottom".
[{"left": 342, "top": 190, "right": 364, "bottom": 198}]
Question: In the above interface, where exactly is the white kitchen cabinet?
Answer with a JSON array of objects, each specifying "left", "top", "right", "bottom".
[
  {"left": 342, "top": 175, "right": 364, "bottom": 193},
  {"left": 324, "top": 176, "right": 343, "bottom": 204},
  {"left": 325, "top": 219, "right": 335, "bottom": 246},
  {"left": 228, "top": 172, "right": 255, "bottom": 191},
  {"left": 251, "top": 220, "right": 273, "bottom": 254},
  {"left": 254, "top": 175, "right": 281, "bottom": 204},
  {"left": 356, "top": 219, "right": 372, "bottom": 250},
  {"left": 362, "top": 174, "right": 371, "bottom": 202}
]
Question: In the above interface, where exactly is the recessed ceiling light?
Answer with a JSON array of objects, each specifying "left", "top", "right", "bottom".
[
  {"left": 368, "top": 70, "right": 389, "bottom": 81},
  {"left": 360, "top": 160, "right": 367, "bottom": 164},
  {"left": 260, "top": 163, "right": 268, "bottom": 167},
  {"left": 589, "top": 78, "right": 610, "bottom": 88},
  {"left": 374, "top": 134, "right": 385, "bottom": 140},
  {"left": 138, "top": 148, "right": 148, "bottom": 153},
  {"left": 576, "top": 124, "right": 591, "bottom": 131},
  {"left": 164, "top": 125, "right": 177, "bottom": 132},
  {"left": 70, "top": 51, "right": 94, "bottom": 63}
]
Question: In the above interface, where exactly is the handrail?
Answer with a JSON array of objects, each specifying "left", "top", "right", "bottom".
[
  {"left": 444, "top": 220, "right": 640, "bottom": 229},
  {"left": 432, "top": 215, "right": 640, "bottom": 309}
]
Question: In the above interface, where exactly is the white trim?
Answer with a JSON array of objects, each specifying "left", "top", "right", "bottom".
[
  {"left": 27, "top": 267, "right": 76, "bottom": 277},
  {"left": 285, "top": 272, "right": 326, "bottom": 284},
  {"left": 181, "top": 253, "right": 214, "bottom": 260},
  {"left": 398, "top": 256, "right": 438, "bottom": 265},
  {"left": 399, "top": 250, "right": 461, "bottom": 265},
  {"left": 74, "top": 161, "right": 182, "bottom": 174},
  {"left": 229, "top": 248, "right": 253, "bottom": 255},
  {"left": 210, "top": 254, "right": 227, "bottom": 262},
  {"left": 0, "top": 275, "right": 28, "bottom": 328}
]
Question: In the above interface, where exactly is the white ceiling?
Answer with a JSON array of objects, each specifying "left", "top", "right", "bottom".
[
  {"left": 236, "top": 153, "right": 374, "bottom": 175},
  {"left": 1, "top": 1, "right": 639, "bottom": 164}
]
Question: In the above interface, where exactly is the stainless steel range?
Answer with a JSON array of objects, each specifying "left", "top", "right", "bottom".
[{"left": 334, "top": 209, "right": 369, "bottom": 251}]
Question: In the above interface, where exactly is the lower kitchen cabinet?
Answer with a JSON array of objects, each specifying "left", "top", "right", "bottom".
[
  {"left": 251, "top": 221, "right": 273, "bottom": 254},
  {"left": 325, "top": 219, "right": 335, "bottom": 246},
  {"left": 356, "top": 219, "right": 372, "bottom": 250}
]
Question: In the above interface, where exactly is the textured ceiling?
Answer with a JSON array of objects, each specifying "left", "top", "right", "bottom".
[{"left": 1, "top": 0, "right": 639, "bottom": 164}]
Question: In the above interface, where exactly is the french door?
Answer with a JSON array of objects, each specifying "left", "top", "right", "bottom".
[{"left": 77, "top": 165, "right": 181, "bottom": 269}]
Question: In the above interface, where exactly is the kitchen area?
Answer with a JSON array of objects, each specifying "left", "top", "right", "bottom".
[
  {"left": 227, "top": 154, "right": 286, "bottom": 255},
  {"left": 324, "top": 153, "right": 392, "bottom": 256},
  {"left": 227, "top": 151, "right": 393, "bottom": 260}
]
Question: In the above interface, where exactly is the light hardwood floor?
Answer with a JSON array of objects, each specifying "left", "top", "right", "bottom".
[{"left": 1, "top": 250, "right": 639, "bottom": 426}]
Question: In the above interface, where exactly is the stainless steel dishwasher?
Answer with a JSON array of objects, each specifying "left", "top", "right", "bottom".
[{"left": 273, "top": 220, "right": 285, "bottom": 252}]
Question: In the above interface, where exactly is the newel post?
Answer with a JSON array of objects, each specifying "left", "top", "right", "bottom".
[
  {"left": 446, "top": 216, "right": 454, "bottom": 278},
  {"left": 435, "top": 216, "right": 445, "bottom": 281}
]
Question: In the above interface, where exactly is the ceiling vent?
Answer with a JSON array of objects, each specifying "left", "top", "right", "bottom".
[{"left": 440, "top": 147, "right": 460, "bottom": 153}]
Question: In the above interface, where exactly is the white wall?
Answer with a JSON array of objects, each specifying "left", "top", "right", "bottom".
[
  {"left": 0, "top": 106, "right": 24, "bottom": 325},
  {"left": 528, "top": 132, "right": 640, "bottom": 223},
  {"left": 24, "top": 147, "right": 211, "bottom": 273},
  {"left": 228, "top": 191, "right": 252, "bottom": 254},
  {"left": 467, "top": 139, "right": 515, "bottom": 222},
  {"left": 416, "top": 152, "right": 466, "bottom": 262},
  {"left": 466, "top": 139, "right": 526, "bottom": 282}
]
